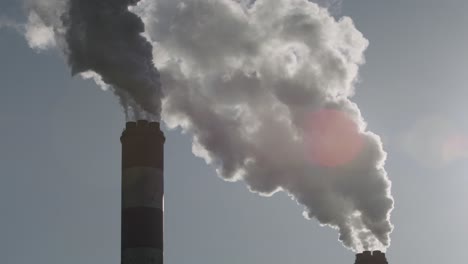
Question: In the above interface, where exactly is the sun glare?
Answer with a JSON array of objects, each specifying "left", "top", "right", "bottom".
[{"left": 304, "top": 109, "right": 364, "bottom": 168}]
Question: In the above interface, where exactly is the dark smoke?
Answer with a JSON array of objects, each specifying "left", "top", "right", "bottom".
[
  {"left": 66, "top": 0, "right": 162, "bottom": 119},
  {"left": 24, "top": 0, "right": 162, "bottom": 119}
]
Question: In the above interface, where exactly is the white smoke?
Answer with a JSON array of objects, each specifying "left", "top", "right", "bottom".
[
  {"left": 22, "top": 0, "right": 66, "bottom": 50},
  {"left": 141, "top": 0, "right": 393, "bottom": 251},
  {"left": 21, "top": 0, "right": 393, "bottom": 252},
  {"left": 0, "top": 12, "right": 56, "bottom": 50},
  {"left": 24, "top": 12, "right": 56, "bottom": 50}
]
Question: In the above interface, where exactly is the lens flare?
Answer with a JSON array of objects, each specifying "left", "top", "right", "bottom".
[
  {"left": 402, "top": 115, "right": 468, "bottom": 168},
  {"left": 442, "top": 134, "right": 468, "bottom": 163},
  {"left": 304, "top": 109, "right": 364, "bottom": 167}
]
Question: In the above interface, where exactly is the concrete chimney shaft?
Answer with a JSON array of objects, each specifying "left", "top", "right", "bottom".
[{"left": 121, "top": 120, "right": 165, "bottom": 264}]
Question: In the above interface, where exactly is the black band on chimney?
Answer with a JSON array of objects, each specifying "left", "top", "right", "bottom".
[{"left": 122, "top": 208, "right": 163, "bottom": 249}]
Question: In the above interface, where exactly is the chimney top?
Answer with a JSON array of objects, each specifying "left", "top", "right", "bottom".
[
  {"left": 125, "top": 121, "right": 137, "bottom": 129},
  {"left": 121, "top": 120, "right": 165, "bottom": 142},
  {"left": 137, "top": 120, "right": 149, "bottom": 126},
  {"left": 149, "top": 122, "right": 160, "bottom": 129},
  {"left": 354, "top": 251, "right": 388, "bottom": 264},
  {"left": 126, "top": 120, "right": 160, "bottom": 128}
]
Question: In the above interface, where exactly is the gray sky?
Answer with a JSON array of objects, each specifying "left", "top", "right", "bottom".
[{"left": 1, "top": 0, "right": 468, "bottom": 263}]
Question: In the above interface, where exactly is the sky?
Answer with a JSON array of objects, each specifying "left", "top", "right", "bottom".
[{"left": 1, "top": 0, "right": 468, "bottom": 264}]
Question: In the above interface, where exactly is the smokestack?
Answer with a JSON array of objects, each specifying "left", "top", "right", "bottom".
[
  {"left": 121, "top": 120, "right": 165, "bottom": 264},
  {"left": 354, "top": 251, "right": 388, "bottom": 264}
]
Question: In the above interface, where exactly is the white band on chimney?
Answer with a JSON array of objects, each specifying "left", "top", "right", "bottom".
[
  {"left": 122, "top": 167, "right": 163, "bottom": 209},
  {"left": 122, "top": 248, "right": 162, "bottom": 264}
]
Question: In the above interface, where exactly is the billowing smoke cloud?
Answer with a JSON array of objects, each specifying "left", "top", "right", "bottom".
[
  {"left": 22, "top": 0, "right": 393, "bottom": 252},
  {"left": 0, "top": 13, "right": 55, "bottom": 49},
  {"left": 22, "top": 0, "right": 65, "bottom": 50},
  {"left": 141, "top": 0, "right": 393, "bottom": 251},
  {"left": 23, "top": 0, "right": 162, "bottom": 119}
]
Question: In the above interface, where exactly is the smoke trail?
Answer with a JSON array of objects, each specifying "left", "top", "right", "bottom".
[
  {"left": 142, "top": 0, "right": 394, "bottom": 251},
  {"left": 23, "top": 0, "right": 162, "bottom": 119},
  {"left": 22, "top": 0, "right": 393, "bottom": 252},
  {"left": 0, "top": 16, "right": 21, "bottom": 31}
]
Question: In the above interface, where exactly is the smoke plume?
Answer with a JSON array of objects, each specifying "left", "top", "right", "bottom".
[
  {"left": 23, "top": 0, "right": 162, "bottom": 119},
  {"left": 23, "top": 0, "right": 393, "bottom": 252},
  {"left": 145, "top": 0, "right": 394, "bottom": 251}
]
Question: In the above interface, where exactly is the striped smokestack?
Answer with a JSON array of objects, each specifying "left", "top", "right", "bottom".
[{"left": 121, "top": 120, "right": 165, "bottom": 264}]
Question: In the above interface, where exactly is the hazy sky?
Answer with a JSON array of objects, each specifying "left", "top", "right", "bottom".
[{"left": 1, "top": 1, "right": 468, "bottom": 264}]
